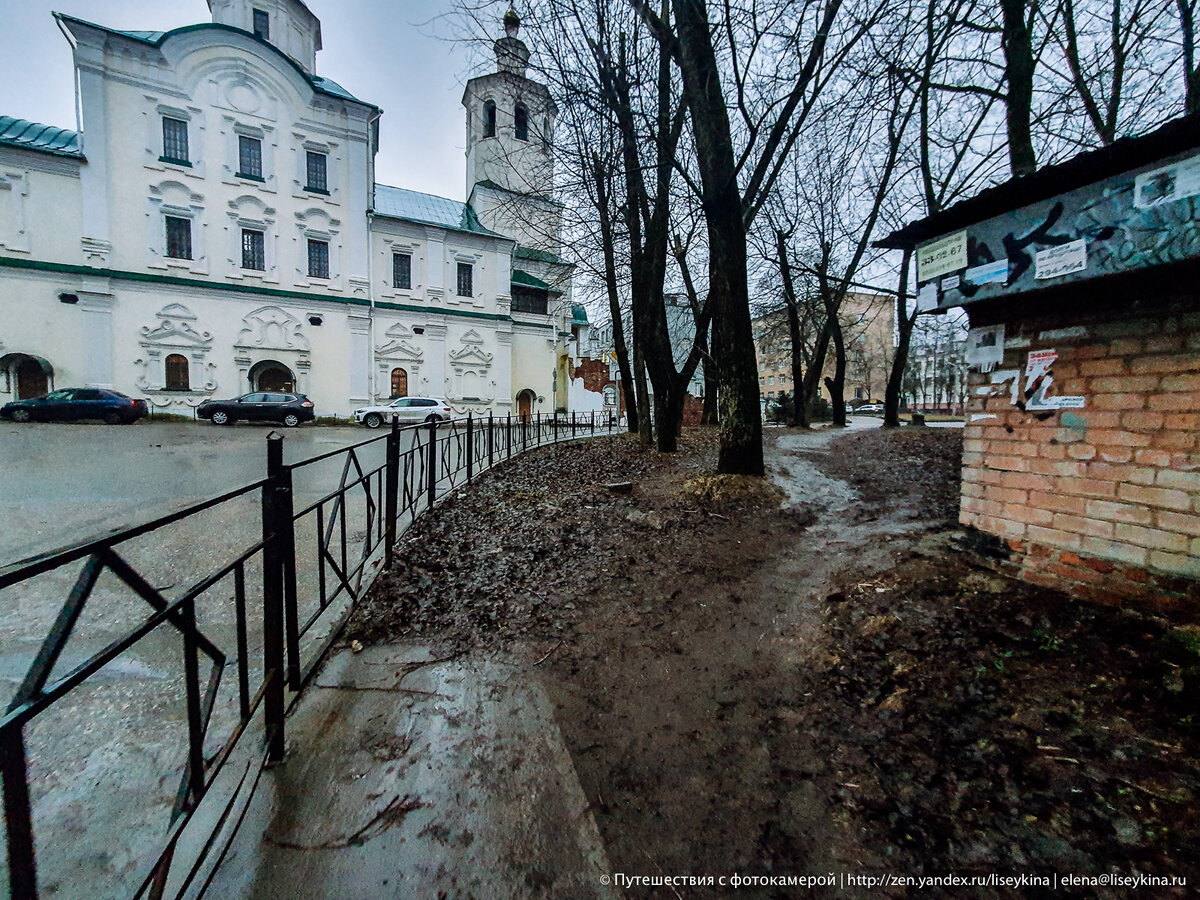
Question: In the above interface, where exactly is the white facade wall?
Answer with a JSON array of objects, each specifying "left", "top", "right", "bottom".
[{"left": 0, "top": 2, "right": 573, "bottom": 417}]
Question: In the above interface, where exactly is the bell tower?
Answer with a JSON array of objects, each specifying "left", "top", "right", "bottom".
[
  {"left": 462, "top": 8, "right": 561, "bottom": 252},
  {"left": 207, "top": 0, "right": 323, "bottom": 74}
]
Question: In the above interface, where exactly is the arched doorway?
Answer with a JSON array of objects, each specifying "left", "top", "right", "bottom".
[
  {"left": 248, "top": 360, "right": 296, "bottom": 393},
  {"left": 516, "top": 388, "right": 535, "bottom": 422},
  {"left": 1, "top": 353, "right": 54, "bottom": 399}
]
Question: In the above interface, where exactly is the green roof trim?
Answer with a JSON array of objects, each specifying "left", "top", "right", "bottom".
[
  {"left": 571, "top": 303, "right": 588, "bottom": 325},
  {"left": 511, "top": 268, "right": 552, "bottom": 290},
  {"left": 372, "top": 184, "right": 508, "bottom": 239},
  {"left": 53, "top": 14, "right": 379, "bottom": 112},
  {"left": 514, "top": 245, "right": 569, "bottom": 265},
  {"left": 0, "top": 255, "right": 552, "bottom": 329},
  {"left": 0, "top": 116, "right": 82, "bottom": 158}
]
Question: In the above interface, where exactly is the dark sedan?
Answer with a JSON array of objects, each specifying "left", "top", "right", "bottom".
[
  {"left": 1, "top": 388, "right": 149, "bottom": 424},
  {"left": 196, "top": 392, "right": 315, "bottom": 427}
]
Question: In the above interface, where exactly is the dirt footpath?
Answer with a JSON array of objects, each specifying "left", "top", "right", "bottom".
[{"left": 348, "top": 426, "right": 1199, "bottom": 897}]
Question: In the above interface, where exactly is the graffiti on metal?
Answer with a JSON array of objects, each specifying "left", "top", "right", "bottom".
[{"left": 917, "top": 149, "right": 1200, "bottom": 308}]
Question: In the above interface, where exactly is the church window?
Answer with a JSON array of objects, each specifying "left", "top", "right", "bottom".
[
  {"left": 511, "top": 286, "right": 548, "bottom": 315},
  {"left": 308, "top": 239, "right": 330, "bottom": 279},
  {"left": 391, "top": 368, "right": 408, "bottom": 398},
  {"left": 514, "top": 103, "right": 528, "bottom": 141},
  {"left": 306, "top": 151, "right": 328, "bottom": 193},
  {"left": 238, "top": 136, "right": 263, "bottom": 179},
  {"left": 162, "top": 117, "right": 189, "bottom": 164},
  {"left": 165, "top": 216, "right": 192, "bottom": 260},
  {"left": 483, "top": 101, "right": 496, "bottom": 138},
  {"left": 165, "top": 354, "right": 190, "bottom": 391},
  {"left": 456, "top": 262, "right": 473, "bottom": 297},
  {"left": 242, "top": 229, "right": 265, "bottom": 270},
  {"left": 253, "top": 9, "right": 270, "bottom": 40},
  {"left": 393, "top": 252, "right": 412, "bottom": 289}
]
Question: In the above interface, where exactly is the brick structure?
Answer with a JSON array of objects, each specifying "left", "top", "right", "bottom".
[
  {"left": 960, "top": 293, "right": 1200, "bottom": 608},
  {"left": 880, "top": 112, "right": 1200, "bottom": 609}
]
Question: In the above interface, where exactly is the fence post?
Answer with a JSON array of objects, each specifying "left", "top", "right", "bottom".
[
  {"left": 553, "top": 409, "right": 558, "bottom": 443},
  {"left": 508, "top": 414, "right": 513, "bottom": 459},
  {"left": 384, "top": 417, "right": 400, "bottom": 569},
  {"left": 1, "top": 725, "right": 37, "bottom": 898},
  {"left": 591, "top": 410, "right": 595, "bottom": 435},
  {"left": 523, "top": 414, "right": 528, "bottom": 453},
  {"left": 463, "top": 415, "right": 472, "bottom": 487},
  {"left": 572, "top": 411, "right": 576, "bottom": 438},
  {"left": 278, "top": 462, "right": 300, "bottom": 692},
  {"left": 261, "top": 433, "right": 286, "bottom": 764},
  {"left": 488, "top": 412, "right": 494, "bottom": 469},
  {"left": 427, "top": 416, "right": 438, "bottom": 508}
]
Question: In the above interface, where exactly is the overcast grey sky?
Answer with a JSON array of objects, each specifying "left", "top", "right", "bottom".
[{"left": 1, "top": 0, "right": 495, "bottom": 201}]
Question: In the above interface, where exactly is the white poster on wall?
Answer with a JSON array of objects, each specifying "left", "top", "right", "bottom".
[
  {"left": 1134, "top": 153, "right": 1200, "bottom": 209},
  {"left": 965, "top": 325, "right": 1005, "bottom": 373},
  {"left": 1035, "top": 240, "right": 1088, "bottom": 280},
  {"left": 917, "top": 231, "right": 967, "bottom": 282},
  {"left": 916, "top": 282, "right": 939, "bottom": 312}
]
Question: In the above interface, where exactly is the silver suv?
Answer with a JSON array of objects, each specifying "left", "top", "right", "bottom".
[{"left": 353, "top": 397, "right": 453, "bottom": 428}]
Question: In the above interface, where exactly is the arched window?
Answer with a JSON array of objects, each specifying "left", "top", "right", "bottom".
[
  {"left": 391, "top": 367, "right": 408, "bottom": 398},
  {"left": 514, "top": 103, "right": 528, "bottom": 141},
  {"left": 165, "top": 354, "right": 190, "bottom": 391},
  {"left": 483, "top": 100, "right": 496, "bottom": 138}
]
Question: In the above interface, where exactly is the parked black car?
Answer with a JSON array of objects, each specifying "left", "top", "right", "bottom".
[
  {"left": 196, "top": 392, "right": 315, "bottom": 427},
  {"left": 1, "top": 388, "right": 149, "bottom": 424}
]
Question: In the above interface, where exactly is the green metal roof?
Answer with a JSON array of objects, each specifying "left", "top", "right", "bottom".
[
  {"left": 0, "top": 116, "right": 81, "bottom": 158},
  {"left": 53, "top": 14, "right": 377, "bottom": 111},
  {"left": 571, "top": 303, "right": 588, "bottom": 325},
  {"left": 512, "top": 269, "right": 552, "bottom": 290},
  {"left": 373, "top": 184, "right": 506, "bottom": 238},
  {"left": 514, "top": 244, "right": 568, "bottom": 265}
]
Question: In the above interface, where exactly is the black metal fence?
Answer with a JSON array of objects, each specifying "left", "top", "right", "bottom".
[{"left": 0, "top": 411, "right": 614, "bottom": 899}]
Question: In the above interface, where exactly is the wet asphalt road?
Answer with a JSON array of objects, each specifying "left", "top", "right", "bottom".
[{"left": 0, "top": 419, "right": 402, "bottom": 566}]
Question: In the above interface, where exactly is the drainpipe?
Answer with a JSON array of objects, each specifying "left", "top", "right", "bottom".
[{"left": 367, "top": 210, "right": 376, "bottom": 404}]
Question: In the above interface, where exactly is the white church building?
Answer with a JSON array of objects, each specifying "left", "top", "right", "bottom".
[{"left": 0, "top": 0, "right": 591, "bottom": 420}]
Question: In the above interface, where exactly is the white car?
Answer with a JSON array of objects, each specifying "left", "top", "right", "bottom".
[{"left": 354, "top": 397, "right": 453, "bottom": 428}]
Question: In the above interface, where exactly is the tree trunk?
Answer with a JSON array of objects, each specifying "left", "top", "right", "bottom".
[
  {"left": 592, "top": 152, "right": 638, "bottom": 433},
  {"left": 1001, "top": 0, "right": 1037, "bottom": 175},
  {"left": 673, "top": 0, "right": 763, "bottom": 476},
  {"left": 1180, "top": 0, "right": 1200, "bottom": 114},
  {"left": 883, "top": 249, "right": 914, "bottom": 428},
  {"left": 774, "top": 229, "right": 807, "bottom": 428},
  {"left": 633, "top": 341, "right": 653, "bottom": 446},
  {"left": 824, "top": 294, "right": 847, "bottom": 427},
  {"left": 701, "top": 349, "right": 719, "bottom": 425},
  {"left": 802, "top": 319, "right": 832, "bottom": 420}
]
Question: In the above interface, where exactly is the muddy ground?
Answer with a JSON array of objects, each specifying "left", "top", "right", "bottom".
[{"left": 348, "top": 426, "right": 1199, "bottom": 896}]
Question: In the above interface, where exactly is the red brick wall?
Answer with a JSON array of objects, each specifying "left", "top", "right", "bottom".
[
  {"left": 573, "top": 358, "right": 611, "bottom": 394},
  {"left": 961, "top": 302, "right": 1200, "bottom": 609}
]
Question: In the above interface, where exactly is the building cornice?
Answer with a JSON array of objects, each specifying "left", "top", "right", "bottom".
[{"left": 0, "top": 255, "right": 553, "bottom": 329}]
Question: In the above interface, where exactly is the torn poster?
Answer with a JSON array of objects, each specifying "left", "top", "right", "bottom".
[
  {"left": 964, "top": 259, "right": 1009, "bottom": 286},
  {"left": 965, "top": 325, "right": 1005, "bottom": 373},
  {"left": 916, "top": 282, "right": 939, "bottom": 311},
  {"left": 1025, "top": 349, "right": 1057, "bottom": 379},
  {"left": 1134, "top": 153, "right": 1200, "bottom": 210}
]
